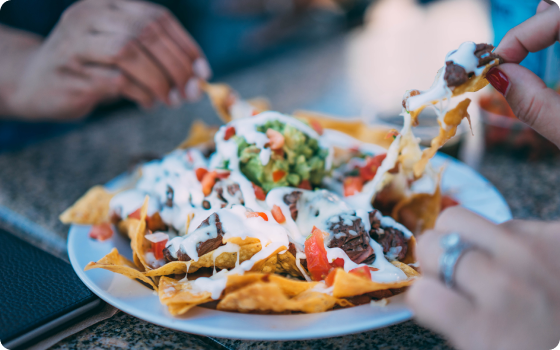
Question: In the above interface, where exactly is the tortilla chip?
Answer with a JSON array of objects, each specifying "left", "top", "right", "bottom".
[
  {"left": 176, "top": 120, "right": 220, "bottom": 150},
  {"left": 116, "top": 218, "right": 136, "bottom": 239},
  {"left": 331, "top": 268, "right": 414, "bottom": 298},
  {"left": 290, "top": 290, "right": 353, "bottom": 313},
  {"left": 247, "top": 97, "right": 271, "bottom": 112},
  {"left": 391, "top": 261, "right": 420, "bottom": 278},
  {"left": 59, "top": 186, "right": 114, "bottom": 225},
  {"left": 201, "top": 82, "right": 235, "bottom": 123},
  {"left": 84, "top": 248, "right": 157, "bottom": 290},
  {"left": 144, "top": 241, "right": 263, "bottom": 277},
  {"left": 413, "top": 99, "right": 471, "bottom": 178},
  {"left": 129, "top": 196, "right": 152, "bottom": 270},
  {"left": 294, "top": 110, "right": 393, "bottom": 149},
  {"left": 275, "top": 251, "right": 303, "bottom": 277},
  {"left": 402, "top": 235, "right": 417, "bottom": 265},
  {"left": 218, "top": 276, "right": 350, "bottom": 314},
  {"left": 144, "top": 261, "right": 199, "bottom": 277},
  {"left": 392, "top": 186, "right": 442, "bottom": 235},
  {"left": 158, "top": 276, "right": 213, "bottom": 316}
]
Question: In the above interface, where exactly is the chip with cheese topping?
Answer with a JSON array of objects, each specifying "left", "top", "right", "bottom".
[{"left": 64, "top": 43, "right": 497, "bottom": 316}]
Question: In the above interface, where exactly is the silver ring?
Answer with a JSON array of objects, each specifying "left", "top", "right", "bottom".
[{"left": 439, "top": 232, "right": 476, "bottom": 289}]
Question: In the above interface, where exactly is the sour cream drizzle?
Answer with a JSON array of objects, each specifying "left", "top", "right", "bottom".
[{"left": 111, "top": 110, "right": 417, "bottom": 299}]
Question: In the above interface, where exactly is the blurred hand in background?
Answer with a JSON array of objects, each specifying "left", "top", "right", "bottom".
[{"left": 0, "top": 0, "right": 211, "bottom": 121}]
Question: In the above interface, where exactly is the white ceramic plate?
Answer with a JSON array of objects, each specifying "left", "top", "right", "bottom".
[{"left": 67, "top": 153, "right": 511, "bottom": 341}]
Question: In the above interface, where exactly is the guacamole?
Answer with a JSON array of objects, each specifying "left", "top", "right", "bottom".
[{"left": 233, "top": 120, "right": 329, "bottom": 193}]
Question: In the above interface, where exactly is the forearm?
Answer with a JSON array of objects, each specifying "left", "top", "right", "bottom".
[{"left": 0, "top": 25, "right": 42, "bottom": 117}]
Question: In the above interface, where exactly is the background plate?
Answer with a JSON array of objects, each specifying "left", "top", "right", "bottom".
[{"left": 67, "top": 153, "right": 511, "bottom": 341}]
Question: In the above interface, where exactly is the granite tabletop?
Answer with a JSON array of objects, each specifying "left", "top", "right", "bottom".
[{"left": 1, "top": 35, "right": 559, "bottom": 350}]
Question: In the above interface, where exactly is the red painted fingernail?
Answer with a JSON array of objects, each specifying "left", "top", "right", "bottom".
[{"left": 486, "top": 68, "right": 510, "bottom": 95}]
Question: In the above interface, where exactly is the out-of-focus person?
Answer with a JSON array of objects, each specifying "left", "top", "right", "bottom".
[
  {"left": 406, "top": 2, "right": 560, "bottom": 350},
  {"left": 0, "top": 0, "right": 362, "bottom": 149},
  {"left": 0, "top": 0, "right": 366, "bottom": 121}
]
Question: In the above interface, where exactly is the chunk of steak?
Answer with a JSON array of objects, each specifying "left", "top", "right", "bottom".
[
  {"left": 327, "top": 215, "right": 375, "bottom": 264},
  {"left": 444, "top": 61, "right": 469, "bottom": 87},
  {"left": 369, "top": 211, "right": 408, "bottom": 261},
  {"left": 283, "top": 191, "right": 302, "bottom": 221},
  {"left": 445, "top": 43, "right": 502, "bottom": 87},
  {"left": 163, "top": 213, "right": 225, "bottom": 263},
  {"left": 474, "top": 43, "right": 502, "bottom": 67}
]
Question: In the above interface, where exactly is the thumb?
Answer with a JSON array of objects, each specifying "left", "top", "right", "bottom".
[{"left": 486, "top": 64, "right": 560, "bottom": 147}]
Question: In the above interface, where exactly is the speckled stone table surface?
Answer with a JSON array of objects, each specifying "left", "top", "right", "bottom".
[{"left": 1, "top": 35, "right": 559, "bottom": 350}]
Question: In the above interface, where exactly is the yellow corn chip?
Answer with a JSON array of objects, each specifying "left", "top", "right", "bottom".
[
  {"left": 201, "top": 82, "right": 235, "bottom": 123},
  {"left": 294, "top": 110, "right": 393, "bottom": 149},
  {"left": 413, "top": 99, "right": 471, "bottom": 178},
  {"left": 218, "top": 277, "right": 351, "bottom": 314},
  {"left": 176, "top": 120, "right": 220, "bottom": 150},
  {"left": 84, "top": 248, "right": 157, "bottom": 290},
  {"left": 391, "top": 261, "right": 420, "bottom": 278},
  {"left": 402, "top": 235, "right": 417, "bottom": 265},
  {"left": 130, "top": 196, "right": 152, "bottom": 270},
  {"left": 331, "top": 268, "right": 414, "bottom": 299},
  {"left": 275, "top": 251, "right": 304, "bottom": 278},
  {"left": 392, "top": 186, "right": 442, "bottom": 235},
  {"left": 59, "top": 186, "right": 113, "bottom": 225},
  {"left": 158, "top": 277, "right": 213, "bottom": 316},
  {"left": 247, "top": 97, "right": 271, "bottom": 112}
]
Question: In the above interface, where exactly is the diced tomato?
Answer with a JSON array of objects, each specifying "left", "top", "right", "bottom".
[
  {"left": 128, "top": 208, "right": 142, "bottom": 220},
  {"left": 325, "top": 268, "right": 338, "bottom": 287},
  {"left": 89, "top": 223, "right": 114, "bottom": 241},
  {"left": 195, "top": 168, "right": 208, "bottom": 182},
  {"left": 310, "top": 120, "right": 324, "bottom": 135},
  {"left": 304, "top": 226, "right": 332, "bottom": 281},
  {"left": 251, "top": 109, "right": 260, "bottom": 116},
  {"left": 201, "top": 171, "right": 218, "bottom": 196},
  {"left": 369, "top": 267, "right": 379, "bottom": 272},
  {"left": 331, "top": 258, "right": 345, "bottom": 268},
  {"left": 343, "top": 177, "right": 364, "bottom": 197},
  {"left": 252, "top": 183, "right": 267, "bottom": 200},
  {"left": 266, "top": 129, "right": 285, "bottom": 150},
  {"left": 298, "top": 179, "right": 312, "bottom": 190},
  {"left": 272, "top": 170, "right": 286, "bottom": 182},
  {"left": 441, "top": 195, "right": 460, "bottom": 212},
  {"left": 145, "top": 232, "right": 169, "bottom": 260},
  {"left": 271, "top": 205, "right": 286, "bottom": 224},
  {"left": 359, "top": 154, "right": 387, "bottom": 181},
  {"left": 349, "top": 266, "right": 372, "bottom": 280},
  {"left": 245, "top": 211, "right": 269, "bottom": 221},
  {"left": 224, "top": 126, "right": 236, "bottom": 141},
  {"left": 215, "top": 169, "right": 231, "bottom": 179}
]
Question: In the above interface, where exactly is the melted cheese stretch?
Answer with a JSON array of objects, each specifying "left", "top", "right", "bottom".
[
  {"left": 406, "top": 41, "right": 486, "bottom": 128},
  {"left": 108, "top": 111, "right": 414, "bottom": 300}
]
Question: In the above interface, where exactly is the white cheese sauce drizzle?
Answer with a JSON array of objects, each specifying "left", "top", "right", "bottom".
[
  {"left": 406, "top": 42, "right": 488, "bottom": 129},
  {"left": 112, "top": 111, "right": 418, "bottom": 299}
]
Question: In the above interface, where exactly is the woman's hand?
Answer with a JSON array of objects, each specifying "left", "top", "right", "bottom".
[
  {"left": 2, "top": 0, "right": 211, "bottom": 120},
  {"left": 406, "top": 207, "right": 560, "bottom": 350},
  {"left": 487, "top": 1, "right": 560, "bottom": 146}
]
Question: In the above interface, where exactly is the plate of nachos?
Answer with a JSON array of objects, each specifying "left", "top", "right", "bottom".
[{"left": 62, "top": 42, "right": 511, "bottom": 340}]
